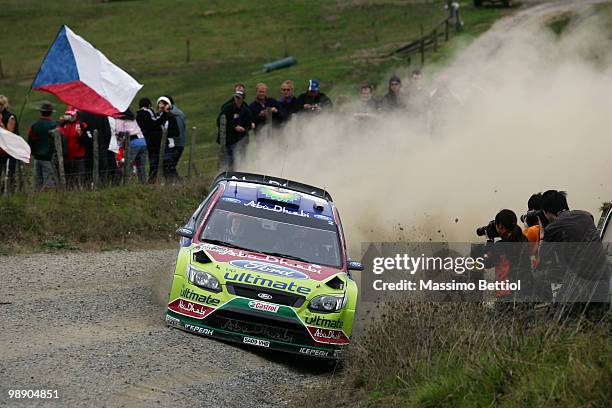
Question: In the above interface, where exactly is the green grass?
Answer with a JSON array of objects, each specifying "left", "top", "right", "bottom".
[
  {"left": 304, "top": 303, "right": 611, "bottom": 407},
  {"left": 1, "top": 0, "right": 503, "bottom": 180},
  {"left": 0, "top": 179, "right": 209, "bottom": 253}
]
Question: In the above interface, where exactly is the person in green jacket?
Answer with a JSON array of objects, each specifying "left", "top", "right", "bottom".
[{"left": 28, "top": 101, "right": 62, "bottom": 189}]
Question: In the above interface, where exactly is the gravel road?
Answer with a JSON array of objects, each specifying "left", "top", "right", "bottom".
[{"left": 0, "top": 249, "right": 332, "bottom": 408}]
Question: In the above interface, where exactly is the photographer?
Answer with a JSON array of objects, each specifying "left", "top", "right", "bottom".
[
  {"left": 479, "top": 209, "right": 532, "bottom": 302},
  {"left": 538, "top": 190, "right": 609, "bottom": 310}
]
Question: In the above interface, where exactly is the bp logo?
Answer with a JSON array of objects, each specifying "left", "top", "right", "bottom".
[{"left": 229, "top": 260, "right": 309, "bottom": 279}]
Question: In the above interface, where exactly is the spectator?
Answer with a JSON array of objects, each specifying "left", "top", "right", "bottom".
[
  {"left": 380, "top": 75, "right": 405, "bottom": 111},
  {"left": 407, "top": 69, "right": 428, "bottom": 116},
  {"left": 220, "top": 83, "right": 246, "bottom": 112},
  {"left": 485, "top": 210, "right": 532, "bottom": 301},
  {"left": 355, "top": 82, "right": 379, "bottom": 115},
  {"left": 164, "top": 95, "right": 186, "bottom": 181},
  {"left": 0, "top": 95, "right": 19, "bottom": 193},
  {"left": 249, "top": 82, "right": 281, "bottom": 134},
  {"left": 538, "top": 190, "right": 610, "bottom": 308},
  {"left": 296, "top": 79, "right": 333, "bottom": 113},
  {"left": 115, "top": 109, "right": 147, "bottom": 184},
  {"left": 217, "top": 90, "right": 254, "bottom": 171},
  {"left": 78, "top": 110, "right": 116, "bottom": 186},
  {"left": 278, "top": 80, "right": 300, "bottom": 122},
  {"left": 136, "top": 97, "right": 166, "bottom": 183},
  {"left": 28, "top": 101, "right": 61, "bottom": 189},
  {"left": 157, "top": 96, "right": 180, "bottom": 183},
  {"left": 522, "top": 193, "right": 542, "bottom": 267},
  {"left": 60, "top": 106, "right": 87, "bottom": 188}
]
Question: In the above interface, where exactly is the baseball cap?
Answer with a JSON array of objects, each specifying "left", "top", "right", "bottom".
[{"left": 308, "top": 79, "right": 320, "bottom": 92}]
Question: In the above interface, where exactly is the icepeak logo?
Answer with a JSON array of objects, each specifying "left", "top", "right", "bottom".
[{"left": 230, "top": 260, "right": 309, "bottom": 280}]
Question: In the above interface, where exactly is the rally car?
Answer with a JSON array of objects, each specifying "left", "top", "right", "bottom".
[{"left": 165, "top": 172, "right": 362, "bottom": 359}]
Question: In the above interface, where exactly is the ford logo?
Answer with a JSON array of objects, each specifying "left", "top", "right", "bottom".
[
  {"left": 229, "top": 260, "right": 309, "bottom": 280},
  {"left": 257, "top": 293, "right": 273, "bottom": 300}
]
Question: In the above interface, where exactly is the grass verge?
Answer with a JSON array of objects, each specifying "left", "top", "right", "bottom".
[
  {"left": 304, "top": 302, "right": 611, "bottom": 407},
  {"left": 0, "top": 179, "right": 209, "bottom": 254}
]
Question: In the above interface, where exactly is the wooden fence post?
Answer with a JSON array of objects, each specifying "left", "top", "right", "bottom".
[
  {"left": 0, "top": 58, "right": 4, "bottom": 79},
  {"left": 186, "top": 39, "right": 191, "bottom": 63},
  {"left": 122, "top": 135, "right": 130, "bottom": 185},
  {"left": 16, "top": 161, "right": 23, "bottom": 194},
  {"left": 218, "top": 115, "right": 226, "bottom": 171},
  {"left": 187, "top": 126, "right": 197, "bottom": 179},
  {"left": 158, "top": 126, "right": 167, "bottom": 184},
  {"left": 51, "top": 128, "right": 66, "bottom": 189},
  {"left": 445, "top": 19, "right": 449, "bottom": 41},
  {"left": 2, "top": 159, "right": 8, "bottom": 196},
  {"left": 433, "top": 29, "right": 438, "bottom": 52},
  {"left": 420, "top": 24, "right": 425, "bottom": 65},
  {"left": 92, "top": 129, "right": 99, "bottom": 189}
]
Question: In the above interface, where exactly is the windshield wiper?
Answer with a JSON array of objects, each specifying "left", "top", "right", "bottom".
[
  {"left": 259, "top": 251, "right": 310, "bottom": 263},
  {"left": 201, "top": 239, "right": 253, "bottom": 252}
]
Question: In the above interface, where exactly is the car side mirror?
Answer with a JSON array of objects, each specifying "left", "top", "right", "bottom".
[
  {"left": 176, "top": 227, "right": 194, "bottom": 239},
  {"left": 347, "top": 259, "right": 364, "bottom": 271}
]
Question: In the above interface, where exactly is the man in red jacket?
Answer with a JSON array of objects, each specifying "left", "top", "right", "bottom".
[{"left": 60, "top": 106, "right": 87, "bottom": 188}]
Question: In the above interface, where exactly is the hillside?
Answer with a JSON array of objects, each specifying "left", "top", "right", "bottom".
[{"left": 1, "top": 0, "right": 503, "bottom": 177}]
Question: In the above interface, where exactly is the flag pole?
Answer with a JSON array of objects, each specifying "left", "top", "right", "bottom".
[{"left": 17, "top": 24, "right": 66, "bottom": 124}]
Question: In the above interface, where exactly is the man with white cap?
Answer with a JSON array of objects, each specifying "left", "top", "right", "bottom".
[{"left": 156, "top": 96, "right": 180, "bottom": 182}]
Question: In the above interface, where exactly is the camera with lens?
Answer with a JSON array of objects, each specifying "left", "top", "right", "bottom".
[
  {"left": 520, "top": 209, "right": 548, "bottom": 228},
  {"left": 476, "top": 220, "right": 498, "bottom": 240}
]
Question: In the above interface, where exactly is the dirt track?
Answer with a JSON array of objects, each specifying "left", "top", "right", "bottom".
[{"left": 0, "top": 250, "right": 331, "bottom": 408}]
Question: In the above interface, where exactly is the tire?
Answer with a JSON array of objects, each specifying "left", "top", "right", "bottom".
[{"left": 474, "top": 0, "right": 483, "bottom": 7}]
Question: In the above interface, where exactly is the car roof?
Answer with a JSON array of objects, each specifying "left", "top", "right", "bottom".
[
  {"left": 220, "top": 180, "right": 335, "bottom": 217},
  {"left": 212, "top": 171, "right": 333, "bottom": 201}
]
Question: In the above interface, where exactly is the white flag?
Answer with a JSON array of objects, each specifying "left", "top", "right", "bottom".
[{"left": 0, "top": 127, "right": 31, "bottom": 163}]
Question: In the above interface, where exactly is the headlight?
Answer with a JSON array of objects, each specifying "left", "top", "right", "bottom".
[
  {"left": 187, "top": 265, "right": 221, "bottom": 292},
  {"left": 309, "top": 295, "right": 345, "bottom": 312}
]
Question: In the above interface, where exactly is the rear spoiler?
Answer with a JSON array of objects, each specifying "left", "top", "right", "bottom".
[{"left": 211, "top": 171, "right": 333, "bottom": 202}]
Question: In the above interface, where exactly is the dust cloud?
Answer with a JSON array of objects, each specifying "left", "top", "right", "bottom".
[{"left": 238, "top": 1, "right": 612, "bottom": 256}]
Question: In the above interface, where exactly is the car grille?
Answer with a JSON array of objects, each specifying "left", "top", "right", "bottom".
[
  {"left": 206, "top": 308, "right": 313, "bottom": 345},
  {"left": 226, "top": 283, "right": 305, "bottom": 307}
]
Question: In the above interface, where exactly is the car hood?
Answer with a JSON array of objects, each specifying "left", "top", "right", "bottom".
[{"left": 193, "top": 242, "right": 345, "bottom": 282}]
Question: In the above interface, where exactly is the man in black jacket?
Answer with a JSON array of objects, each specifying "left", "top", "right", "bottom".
[
  {"left": 539, "top": 190, "right": 610, "bottom": 308},
  {"left": 380, "top": 75, "right": 405, "bottom": 111},
  {"left": 249, "top": 82, "right": 281, "bottom": 134},
  {"left": 217, "top": 90, "right": 254, "bottom": 171},
  {"left": 296, "top": 80, "right": 332, "bottom": 113},
  {"left": 278, "top": 80, "right": 300, "bottom": 123},
  {"left": 136, "top": 97, "right": 167, "bottom": 183}
]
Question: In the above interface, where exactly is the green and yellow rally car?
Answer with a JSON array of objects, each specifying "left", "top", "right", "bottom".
[{"left": 165, "top": 172, "right": 362, "bottom": 359}]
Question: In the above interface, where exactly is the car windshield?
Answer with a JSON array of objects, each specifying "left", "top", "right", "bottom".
[{"left": 200, "top": 199, "right": 342, "bottom": 267}]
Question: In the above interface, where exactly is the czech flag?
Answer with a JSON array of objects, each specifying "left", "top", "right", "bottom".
[{"left": 32, "top": 25, "right": 143, "bottom": 117}]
